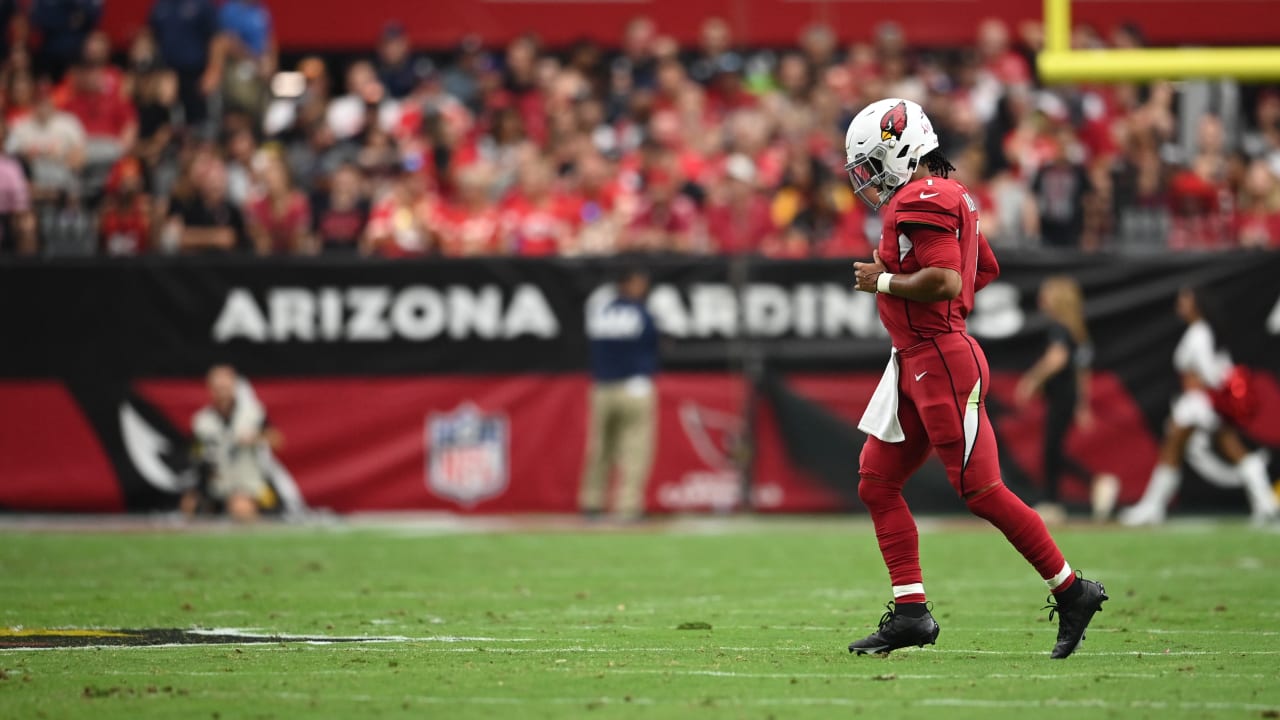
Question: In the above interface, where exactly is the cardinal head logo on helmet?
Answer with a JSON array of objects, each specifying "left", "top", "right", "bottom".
[{"left": 880, "top": 101, "right": 908, "bottom": 142}]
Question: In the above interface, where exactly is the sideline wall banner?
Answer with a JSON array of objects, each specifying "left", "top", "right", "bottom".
[{"left": 2, "top": 253, "right": 1278, "bottom": 513}]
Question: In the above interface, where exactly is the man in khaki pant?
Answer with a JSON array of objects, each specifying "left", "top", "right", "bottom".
[{"left": 580, "top": 268, "right": 659, "bottom": 520}]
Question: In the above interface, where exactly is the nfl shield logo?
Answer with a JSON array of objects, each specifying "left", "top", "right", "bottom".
[{"left": 426, "top": 403, "right": 510, "bottom": 506}]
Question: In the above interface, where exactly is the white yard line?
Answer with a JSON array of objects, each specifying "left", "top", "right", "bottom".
[
  {"left": 5, "top": 634, "right": 1278, "bottom": 657},
  {"left": 591, "top": 669, "right": 1271, "bottom": 680},
  {"left": 114, "top": 689, "right": 1280, "bottom": 712},
  {"left": 373, "top": 646, "right": 1280, "bottom": 656},
  {"left": 27, "top": 664, "right": 1273, "bottom": 680},
  {"left": 917, "top": 699, "right": 1280, "bottom": 711},
  {"left": 493, "top": 624, "right": 1280, "bottom": 636}
]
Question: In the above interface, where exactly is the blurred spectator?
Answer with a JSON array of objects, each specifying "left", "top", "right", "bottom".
[
  {"left": 501, "top": 35, "right": 547, "bottom": 146},
  {"left": 501, "top": 156, "right": 574, "bottom": 256},
  {"left": 1235, "top": 160, "right": 1280, "bottom": 248},
  {"left": 689, "top": 18, "right": 731, "bottom": 85},
  {"left": 619, "top": 16, "right": 658, "bottom": 90},
  {"left": 164, "top": 153, "right": 250, "bottom": 253},
  {"left": 880, "top": 54, "right": 926, "bottom": 106},
  {"left": 5, "top": 71, "right": 36, "bottom": 124},
  {"left": 766, "top": 52, "right": 813, "bottom": 119},
  {"left": 441, "top": 36, "right": 486, "bottom": 113},
  {"left": 149, "top": 0, "right": 219, "bottom": 126},
  {"left": 125, "top": 27, "right": 163, "bottom": 81},
  {"left": 217, "top": 0, "right": 274, "bottom": 63},
  {"left": 0, "top": 0, "right": 23, "bottom": 64},
  {"left": 767, "top": 152, "right": 867, "bottom": 257},
  {"left": 725, "top": 109, "right": 782, "bottom": 186},
  {"left": 571, "top": 150, "right": 637, "bottom": 255},
  {"left": 262, "top": 55, "right": 331, "bottom": 140},
  {"left": 706, "top": 54, "right": 756, "bottom": 120},
  {"left": 30, "top": 0, "right": 102, "bottom": 79},
  {"left": 1110, "top": 114, "right": 1171, "bottom": 249},
  {"left": 288, "top": 121, "right": 357, "bottom": 193},
  {"left": 1243, "top": 90, "right": 1280, "bottom": 167},
  {"left": 566, "top": 37, "right": 605, "bottom": 91},
  {"left": 311, "top": 162, "right": 368, "bottom": 255},
  {"left": 213, "top": 0, "right": 276, "bottom": 119},
  {"left": 376, "top": 22, "right": 417, "bottom": 99},
  {"left": 5, "top": 81, "right": 85, "bottom": 201},
  {"left": 798, "top": 24, "right": 837, "bottom": 73},
  {"left": 476, "top": 105, "right": 525, "bottom": 187},
  {"left": 222, "top": 124, "right": 256, "bottom": 206},
  {"left": 626, "top": 165, "right": 697, "bottom": 252},
  {"left": 1168, "top": 115, "right": 1232, "bottom": 249},
  {"left": 978, "top": 18, "right": 1032, "bottom": 88},
  {"left": 706, "top": 153, "right": 775, "bottom": 254},
  {"left": 1030, "top": 130, "right": 1094, "bottom": 248},
  {"left": 355, "top": 121, "right": 402, "bottom": 180},
  {"left": 363, "top": 163, "right": 434, "bottom": 256},
  {"left": 435, "top": 162, "right": 503, "bottom": 256},
  {"left": 134, "top": 69, "right": 180, "bottom": 166},
  {"left": 98, "top": 156, "right": 152, "bottom": 255},
  {"left": 57, "top": 30, "right": 122, "bottom": 98},
  {"left": 0, "top": 9, "right": 1273, "bottom": 257},
  {"left": 1110, "top": 21, "right": 1145, "bottom": 50},
  {"left": 0, "top": 119, "right": 35, "bottom": 254},
  {"left": 247, "top": 152, "right": 312, "bottom": 255},
  {"left": 326, "top": 60, "right": 393, "bottom": 141},
  {"left": 58, "top": 32, "right": 138, "bottom": 179}
]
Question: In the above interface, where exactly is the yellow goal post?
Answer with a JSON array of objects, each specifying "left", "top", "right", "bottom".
[{"left": 1038, "top": 0, "right": 1280, "bottom": 83}]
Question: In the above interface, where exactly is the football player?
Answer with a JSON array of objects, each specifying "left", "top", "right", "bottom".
[{"left": 845, "top": 98, "right": 1107, "bottom": 658}]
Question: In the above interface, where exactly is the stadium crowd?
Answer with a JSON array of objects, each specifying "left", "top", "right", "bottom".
[{"left": 1, "top": 1, "right": 1279, "bottom": 257}]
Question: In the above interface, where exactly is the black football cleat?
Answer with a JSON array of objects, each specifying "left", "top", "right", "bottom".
[
  {"left": 848, "top": 602, "right": 941, "bottom": 655},
  {"left": 1045, "top": 574, "right": 1108, "bottom": 659}
]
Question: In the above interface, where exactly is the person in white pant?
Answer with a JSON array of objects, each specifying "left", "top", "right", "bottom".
[{"left": 1121, "top": 288, "right": 1277, "bottom": 526}]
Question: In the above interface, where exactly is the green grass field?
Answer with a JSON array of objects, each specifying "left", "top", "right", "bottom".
[{"left": 1, "top": 517, "right": 1278, "bottom": 719}]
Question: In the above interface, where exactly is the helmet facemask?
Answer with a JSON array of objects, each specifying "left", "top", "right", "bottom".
[{"left": 845, "top": 143, "right": 910, "bottom": 211}]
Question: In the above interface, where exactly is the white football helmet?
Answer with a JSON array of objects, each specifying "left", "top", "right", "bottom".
[{"left": 844, "top": 98, "right": 940, "bottom": 210}]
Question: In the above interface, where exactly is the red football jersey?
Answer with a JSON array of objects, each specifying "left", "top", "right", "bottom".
[
  {"left": 434, "top": 203, "right": 504, "bottom": 256},
  {"left": 876, "top": 175, "right": 999, "bottom": 349}
]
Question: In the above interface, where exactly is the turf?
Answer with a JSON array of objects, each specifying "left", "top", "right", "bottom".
[{"left": 1, "top": 518, "right": 1278, "bottom": 720}]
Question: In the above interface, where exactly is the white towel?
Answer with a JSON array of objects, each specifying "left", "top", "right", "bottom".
[{"left": 858, "top": 349, "right": 905, "bottom": 443}]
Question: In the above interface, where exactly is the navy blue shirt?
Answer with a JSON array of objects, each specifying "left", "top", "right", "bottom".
[
  {"left": 31, "top": 0, "right": 102, "bottom": 62},
  {"left": 150, "top": 0, "right": 218, "bottom": 74},
  {"left": 0, "top": 0, "right": 19, "bottom": 60},
  {"left": 587, "top": 297, "right": 659, "bottom": 381}
]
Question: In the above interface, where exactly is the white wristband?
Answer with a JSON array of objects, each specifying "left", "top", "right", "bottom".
[{"left": 876, "top": 272, "right": 895, "bottom": 294}]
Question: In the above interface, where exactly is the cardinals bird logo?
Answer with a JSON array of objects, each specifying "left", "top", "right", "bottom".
[
  {"left": 880, "top": 101, "right": 908, "bottom": 142},
  {"left": 678, "top": 402, "right": 743, "bottom": 470}
]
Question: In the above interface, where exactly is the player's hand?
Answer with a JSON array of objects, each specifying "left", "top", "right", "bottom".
[{"left": 853, "top": 250, "right": 887, "bottom": 293}]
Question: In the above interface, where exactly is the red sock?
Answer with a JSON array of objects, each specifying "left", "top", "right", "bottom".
[
  {"left": 858, "top": 479, "right": 926, "bottom": 604},
  {"left": 965, "top": 484, "right": 1074, "bottom": 592}
]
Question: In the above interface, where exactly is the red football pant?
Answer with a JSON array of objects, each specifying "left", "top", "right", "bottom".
[{"left": 858, "top": 333, "right": 1073, "bottom": 604}]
